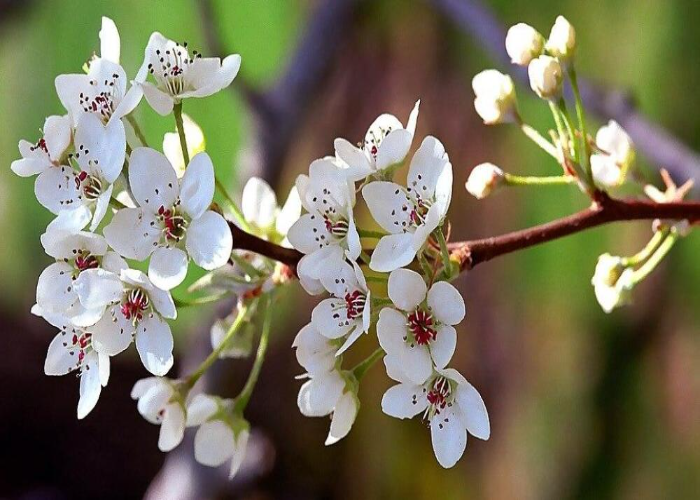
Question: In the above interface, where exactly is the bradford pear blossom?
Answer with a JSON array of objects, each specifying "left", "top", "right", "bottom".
[
  {"left": 472, "top": 70, "right": 516, "bottom": 125},
  {"left": 186, "top": 394, "right": 250, "bottom": 478},
  {"left": 591, "top": 254, "right": 635, "bottom": 313},
  {"left": 505, "top": 23, "right": 544, "bottom": 66},
  {"left": 528, "top": 55, "right": 562, "bottom": 100},
  {"left": 377, "top": 269, "right": 465, "bottom": 385},
  {"left": 135, "top": 32, "right": 241, "bottom": 115},
  {"left": 88, "top": 269, "right": 177, "bottom": 376},
  {"left": 56, "top": 18, "right": 142, "bottom": 126},
  {"left": 104, "top": 148, "right": 233, "bottom": 290},
  {"left": 11, "top": 115, "right": 71, "bottom": 180},
  {"left": 334, "top": 100, "right": 420, "bottom": 181},
  {"left": 294, "top": 325, "right": 359, "bottom": 446},
  {"left": 163, "top": 113, "right": 205, "bottom": 177},
  {"left": 288, "top": 158, "right": 360, "bottom": 294},
  {"left": 43, "top": 312, "right": 110, "bottom": 419},
  {"left": 36, "top": 225, "right": 127, "bottom": 327},
  {"left": 590, "top": 120, "right": 635, "bottom": 188},
  {"left": 363, "top": 136, "right": 452, "bottom": 272},
  {"left": 312, "top": 261, "right": 371, "bottom": 355},
  {"left": 466, "top": 163, "right": 505, "bottom": 199},
  {"left": 131, "top": 377, "right": 187, "bottom": 452},
  {"left": 381, "top": 360, "right": 490, "bottom": 468},
  {"left": 241, "top": 176, "right": 301, "bottom": 243},
  {"left": 546, "top": 16, "right": 576, "bottom": 60}
]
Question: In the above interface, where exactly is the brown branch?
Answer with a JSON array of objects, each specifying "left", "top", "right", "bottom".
[{"left": 229, "top": 221, "right": 302, "bottom": 270}]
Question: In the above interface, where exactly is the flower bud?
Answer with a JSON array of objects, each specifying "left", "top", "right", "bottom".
[
  {"left": 505, "top": 23, "right": 545, "bottom": 66},
  {"left": 472, "top": 70, "right": 516, "bottom": 124},
  {"left": 591, "top": 254, "right": 634, "bottom": 313},
  {"left": 545, "top": 16, "right": 576, "bottom": 60},
  {"left": 528, "top": 55, "right": 563, "bottom": 99},
  {"left": 466, "top": 163, "right": 504, "bottom": 199},
  {"left": 590, "top": 120, "right": 635, "bottom": 188}
]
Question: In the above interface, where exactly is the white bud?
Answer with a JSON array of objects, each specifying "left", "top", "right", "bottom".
[
  {"left": 528, "top": 55, "right": 563, "bottom": 99},
  {"left": 590, "top": 120, "right": 635, "bottom": 188},
  {"left": 466, "top": 163, "right": 504, "bottom": 199},
  {"left": 472, "top": 70, "right": 516, "bottom": 124},
  {"left": 591, "top": 254, "right": 633, "bottom": 313},
  {"left": 546, "top": 16, "right": 576, "bottom": 60},
  {"left": 505, "top": 23, "right": 544, "bottom": 66}
]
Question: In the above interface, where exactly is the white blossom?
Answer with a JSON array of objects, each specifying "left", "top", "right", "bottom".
[
  {"left": 590, "top": 120, "right": 635, "bottom": 188},
  {"left": 381, "top": 361, "right": 490, "bottom": 468},
  {"left": 466, "top": 163, "right": 504, "bottom": 199},
  {"left": 135, "top": 33, "right": 241, "bottom": 115},
  {"left": 288, "top": 158, "right": 360, "bottom": 294},
  {"left": 241, "top": 176, "right": 301, "bottom": 243},
  {"left": 545, "top": 16, "right": 576, "bottom": 61},
  {"left": 163, "top": 113, "right": 205, "bottom": 177},
  {"left": 377, "top": 269, "right": 465, "bottom": 385},
  {"left": 88, "top": 269, "right": 177, "bottom": 376},
  {"left": 528, "top": 55, "right": 563, "bottom": 100},
  {"left": 334, "top": 100, "right": 420, "bottom": 181},
  {"left": 11, "top": 115, "right": 72, "bottom": 179},
  {"left": 362, "top": 136, "right": 452, "bottom": 272},
  {"left": 131, "top": 377, "right": 187, "bottom": 452},
  {"left": 104, "top": 148, "right": 233, "bottom": 290},
  {"left": 472, "top": 70, "right": 516, "bottom": 125},
  {"left": 591, "top": 253, "right": 634, "bottom": 313},
  {"left": 505, "top": 23, "right": 544, "bottom": 66},
  {"left": 186, "top": 394, "right": 250, "bottom": 479}
]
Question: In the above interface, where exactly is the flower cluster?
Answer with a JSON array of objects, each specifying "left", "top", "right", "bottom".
[{"left": 288, "top": 103, "right": 490, "bottom": 467}]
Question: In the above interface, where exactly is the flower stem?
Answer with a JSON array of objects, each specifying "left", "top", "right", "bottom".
[
  {"left": 357, "top": 228, "right": 386, "bottom": 239},
  {"left": 109, "top": 197, "right": 128, "bottom": 210},
  {"left": 519, "top": 122, "right": 559, "bottom": 159},
  {"left": 173, "top": 102, "right": 190, "bottom": 166},
  {"left": 234, "top": 295, "right": 273, "bottom": 412},
  {"left": 359, "top": 250, "right": 372, "bottom": 266},
  {"left": 567, "top": 66, "right": 594, "bottom": 185},
  {"left": 185, "top": 303, "right": 250, "bottom": 388},
  {"left": 364, "top": 275, "right": 388, "bottom": 283},
  {"left": 435, "top": 228, "right": 453, "bottom": 278},
  {"left": 174, "top": 293, "right": 229, "bottom": 308},
  {"left": 629, "top": 232, "right": 678, "bottom": 285},
  {"left": 622, "top": 228, "right": 669, "bottom": 267},
  {"left": 126, "top": 115, "right": 149, "bottom": 147},
  {"left": 215, "top": 177, "right": 252, "bottom": 232},
  {"left": 504, "top": 173, "right": 576, "bottom": 186},
  {"left": 352, "top": 347, "right": 384, "bottom": 380},
  {"left": 557, "top": 99, "right": 579, "bottom": 161},
  {"left": 230, "top": 252, "right": 266, "bottom": 278}
]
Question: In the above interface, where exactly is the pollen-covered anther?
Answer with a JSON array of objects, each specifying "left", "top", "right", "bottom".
[
  {"left": 121, "top": 288, "right": 150, "bottom": 323},
  {"left": 407, "top": 309, "right": 437, "bottom": 345},
  {"left": 75, "top": 251, "right": 100, "bottom": 272},
  {"left": 423, "top": 377, "right": 451, "bottom": 421},
  {"left": 324, "top": 217, "right": 349, "bottom": 238},
  {"left": 75, "top": 171, "right": 103, "bottom": 200},
  {"left": 344, "top": 290, "right": 367, "bottom": 319},
  {"left": 158, "top": 205, "right": 188, "bottom": 242}
]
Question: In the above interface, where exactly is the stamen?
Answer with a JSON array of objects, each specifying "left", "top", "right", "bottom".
[
  {"left": 344, "top": 290, "right": 366, "bottom": 319},
  {"left": 407, "top": 309, "right": 437, "bottom": 345},
  {"left": 121, "top": 289, "right": 150, "bottom": 323}
]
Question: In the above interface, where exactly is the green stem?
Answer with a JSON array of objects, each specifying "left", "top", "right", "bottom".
[
  {"left": 557, "top": 99, "right": 579, "bottom": 161},
  {"left": 364, "top": 275, "right": 388, "bottom": 283},
  {"left": 126, "top": 115, "right": 149, "bottom": 147},
  {"left": 630, "top": 232, "right": 678, "bottom": 285},
  {"left": 174, "top": 293, "right": 228, "bottom": 308},
  {"left": 549, "top": 101, "right": 568, "bottom": 148},
  {"left": 109, "top": 197, "right": 128, "bottom": 210},
  {"left": 359, "top": 250, "right": 372, "bottom": 265},
  {"left": 357, "top": 228, "right": 386, "bottom": 239},
  {"left": 173, "top": 102, "right": 190, "bottom": 166},
  {"left": 230, "top": 252, "right": 265, "bottom": 278},
  {"left": 435, "top": 228, "right": 453, "bottom": 278},
  {"left": 418, "top": 252, "right": 434, "bottom": 279},
  {"left": 185, "top": 304, "right": 250, "bottom": 387},
  {"left": 234, "top": 296, "right": 273, "bottom": 412},
  {"left": 215, "top": 177, "right": 252, "bottom": 232},
  {"left": 504, "top": 173, "right": 576, "bottom": 186},
  {"left": 568, "top": 67, "right": 593, "bottom": 185},
  {"left": 371, "top": 296, "right": 393, "bottom": 309},
  {"left": 622, "top": 229, "right": 669, "bottom": 267},
  {"left": 352, "top": 347, "right": 385, "bottom": 380},
  {"left": 520, "top": 123, "right": 559, "bottom": 159}
]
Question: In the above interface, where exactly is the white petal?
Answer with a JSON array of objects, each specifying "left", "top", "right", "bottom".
[
  {"left": 74, "top": 113, "right": 126, "bottom": 183},
  {"left": 336, "top": 324, "right": 365, "bottom": 356},
  {"left": 296, "top": 254, "right": 325, "bottom": 295},
  {"left": 98, "top": 353, "right": 110, "bottom": 386},
  {"left": 430, "top": 325, "right": 456, "bottom": 369},
  {"left": 375, "top": 129, "right": 412, "bottom": 171},
  {"left": 400, "top": 343, "right": 433, "bottom": 385},
  {"left": 34, "top": 166, "right": 81, "bottom": 215},
  {"left": 73, "top": 268, "right": 123, "bottom": 310},
  {"left": 411, "top": 204, "right": 441, "bottom": 252},
  {"left": 99, "top": 17, "right": 121, "bottom": 63},
  {"left": 345, "top": 212, "right": 361, "bottom": 261},
  {"left": 44, "top": 115, "right": 73, "bottom": 160},
  {"left": 325, "top": 391, "right": 358, "bottom": 445},
  {"left": 407, "top": 136, "right": 449, "bottom": 201},
  {"left": 112, "top": 85, "right": 144, "bottom": 122},
  {"left": 195, "top": 420, "right": 235, "bottom": 466},
  {"left": 36, "top": 262, "right": 78, "bottom": 313},
  {"left": 90, "top": 185, "right": 114, "bottom": 232},
  {"left": 158, "top": 403, "right": 185, "bottom": 451},
  {"left": 103, "top": 208, "right": 160, "bottom": 260},
  {"left": 376, "top": 307, "right": 408, "bottom": 355},
  {"left": 137, "top": 382, "right": 172, "bottom": 423},
  {"left": 369, "top": 233, "right": 416, "bottom": 272},
  {"left": 388, "top": 268, "right": 427, "bottom": 311},
  {"left": 91, "top": 305, "right": 134, "bottom": 356},
  {"left": 362, "top": 181, "right": 414, "bottom": 234},
  {"left": 129, "top": 147, "right": 179, "bottom": 211},
  {"left": 381, "top": 382, "right": 428, "bottom": 419},
  {"left": 428, "top": 281, "right": 466, "bottom": 325},
  {"left": 334, "top": 138, "right": 372, "bottom": 181},
  {"left": 45, "top": 206, "right": 92, "bottom": 233},
  {"left": 229, "top": 430, "right": 249, "bottom": 479},
  {"left": 186, "top": 211, "right": 233, "bottom": 270},
  {"left": 287, "top": 213, "right": 334, "bottom": 255},
  {"left": 11, "top": 157, "right": 49, "bottom": 177},
  {"left": 319, "top": 260, "right": 359, "bottom": 297},
  {"left": 431, "top": 407, "right": 467, "bottom": 468},
  {"left": 139, "top": 81, "right": 175, "bottom": 115},
  {"left": 456, "top": 381, "right": 490, "bottom": 440},
  {"left": 149, "top": 246, "right": 189, "bottom": 290},
  {"left": 180, "top": 152, "right": 215, "bottom": 220},
  {"left": 136, "top": 314, "right": 174, "bottom": 376},
  {"left": 41, "top": 229, "right": 107, "bottom": 260},
  {"left": 293, "top": 323, "right": 336, "bottom": 375},
  {"left": 276, "top": 187, "right": 302, "bottom": 236},
  {"left": 102, "top": 251, "right": 128, "bottom": 274},
  {"left": 131, "top": 376, "right": 160, "bottom": 399},
  {"left": 297, "top": 371, "right": 345, "bottom": 417},
  {"left": 148, "top": 285, "right": 177, "bottom": 320},
  {"left": 44, "top": 330, "right": 80, "bottom": 375},
  {"left": 383, "top": 353, "right": 412, "bottom": 383},
  {"left": 311, "top": 298, "right": 354, "bottom": 339},
  {"left": 77, "top": 351, "right": 103, "bottom": 419},
  {"left": 242, "top": 177, "right": 278, "bottom": 228},
  {"left": 405, "top": 99, "right": 420, "bottom": 136},
  {"left": 186, "top": 394, "right": 218, "bottom": 427}
]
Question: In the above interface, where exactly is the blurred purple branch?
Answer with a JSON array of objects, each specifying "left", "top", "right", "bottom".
[{"left": 430, "top": 0, "right": 700, "bottom": 187}]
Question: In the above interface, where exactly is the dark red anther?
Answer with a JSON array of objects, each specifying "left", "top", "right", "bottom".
[{"left": 407, "top": 309, "right": 437, "bottom": 345}]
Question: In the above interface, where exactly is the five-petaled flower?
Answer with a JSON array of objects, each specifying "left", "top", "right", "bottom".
[{"left": 131, "top": 377, "right": 187, "bottom": 452}]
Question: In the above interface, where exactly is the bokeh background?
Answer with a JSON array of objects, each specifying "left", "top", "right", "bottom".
[{"left": 1, "top": 0, "right": 699, "bottom": 499}]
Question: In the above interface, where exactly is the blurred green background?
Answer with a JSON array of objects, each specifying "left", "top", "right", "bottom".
[{"left": 1, "top": 0, "right": 699, "bottom": 499}]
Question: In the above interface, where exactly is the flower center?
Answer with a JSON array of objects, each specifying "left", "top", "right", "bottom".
[
  {"left": 407, "top": 308, "right": 437, "bottom": 345},
  {"left": 424, "top": 376, "right": 452, "bottom": 421},
  {"left": 409, "top": 198, "right": 431, "bottom": 226},
  {"left": 72, "top": 332, "right": 93, "bottom": 364},
  {"left": 79, "top": 73, "right": 123, "bottom": 122},
  {"left": 364, "top": 125, "right": 395, "bottom": 160},
  {"left": 148, "top": 42, "right": 201, "bottom": 96},
  {"left": 324, "top": 216, "right": 349, "bottom": 238},
  {"left": 31, "top": 138, "right": 49, "bottom": 155},
  {"left": 75, "top": 250, "right": 100, "bottom": 272},
  {"left": 158, "top": 205, "right": 188, "bottom": 242},
  {"left": 75, "top": 171, "right": 103, "bottom": 200},
  {"left": 344, "top": 290, "right": 367, "bottom": 320},
  {"left": 121, "top": 288, "right": 150, "bottom": 323}
]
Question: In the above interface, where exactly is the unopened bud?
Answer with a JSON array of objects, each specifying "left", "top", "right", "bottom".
[
  {"left": 545, "top": 16, "right": 576, "bottom": 60},
  {"left": 591, "top": 254, "right": 633, "bottom": 313},
  {"left": 528, "top": 55, "right": 563, "bottom": 99},
  {"left": 466, "top": 163, "right": 504, "bottom": 199},
  {"left": 506, "top": 23, "right": 545, "bottom": 66},
  {"left": 472, "top": 70, "right": 516, "bottom": 124}
]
